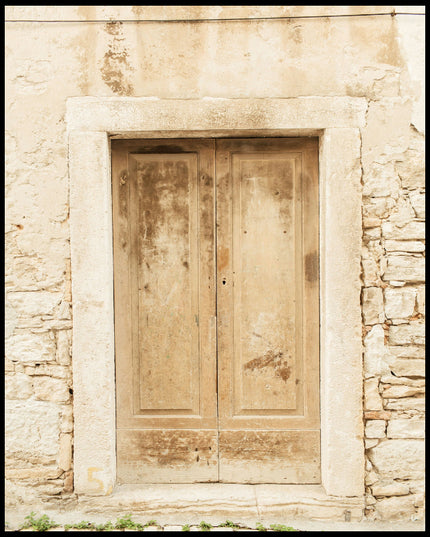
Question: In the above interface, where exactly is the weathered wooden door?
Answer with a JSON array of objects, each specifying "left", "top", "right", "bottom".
[{"left": 112, "top": 138, "right": 320, "bottom": 484}]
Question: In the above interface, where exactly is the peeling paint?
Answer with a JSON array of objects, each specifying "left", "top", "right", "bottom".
[
  {"left": 100, "top": 21, "right": 134, "bottom": 95},
  {"left": 244, "top": 350, "right": 291, "bottom": 382}
]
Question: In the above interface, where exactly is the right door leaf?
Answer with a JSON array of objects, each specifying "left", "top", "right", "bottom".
[{"left": 216, "top": 138, "right": 320, "bottom": 484}]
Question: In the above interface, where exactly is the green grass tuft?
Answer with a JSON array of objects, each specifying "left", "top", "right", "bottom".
[
  {"left": 269, "top": 523, "right": 297, "bottom": 531},
  {"left": 199, "top": 520, "right": 213, "bottom": 531},
  {"left": 20, "top": 512, "right": 59, "bottom": 532}
]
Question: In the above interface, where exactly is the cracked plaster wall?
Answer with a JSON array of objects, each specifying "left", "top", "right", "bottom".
[{"left": 5, "top": 5, "right": 425, "bottom": 521}]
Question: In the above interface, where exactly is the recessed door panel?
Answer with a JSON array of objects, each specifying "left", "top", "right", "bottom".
[
  {"left": 132, "top": 153, "right": 199, "bottom": 413},
  {"left": 233, "top": 153, "right": 302, "bottom": 414}
]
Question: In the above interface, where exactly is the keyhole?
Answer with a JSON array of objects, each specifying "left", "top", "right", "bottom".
[{"left": 222, "top": 278, "right": 227, "bottom": 285}]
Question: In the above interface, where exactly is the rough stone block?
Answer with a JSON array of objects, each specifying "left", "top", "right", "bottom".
[
  {"left": 6, "top": 254, "right": 66, "bottom": 293},
  {"left": 6, "top": 331, "right": 56, "bottom": 363},
  {"left": 64, "top": 470, "right": 74, "bottom": 492},
  {"left": 416, "top": 285, "right": 425, "bottom": 315},
  {"left": 39, "top": 319, "right": 73, "bottom": 331},
  {"left": 385, "top": 397, "right": 425, "bottom": 411},
  {"left": 387, "top": 196, "right": 416, "bottom": 227},
  {"left": 365, "top": 439, "right": 379, "bottom": 449},
  {"left": 33, "top": 376, "right": 70, "bottom": 403},
  {"left": 387, "top": 419, "right": 425, "bottom": 439},
  {"left": 363, "top": 217, "right": 382, "bottom": 229},
  {"left": 364, "top": 378, "right": 383, "bottom": 411},
  {"left": 384, "top": 240, "right": 425, "bottom": 253},
  {"left": 365, "top": 493, "right": 377, "bottom": 506},
  {"left": 5, "top": 399, "right": 61, "bottom": 458},
  {"left": 375, "top": 495, "right": 417, "bottom": 520},
  {"left": 408, "top": 191, "right": 425, "bottom": 219},
  {"left": 365, "top": 410, "right": 391, "bottom": 420},
  {"left": 413, "top": 493, "right": 424, "bottom": 508},
  {"left": 364, "top": 324, "right": 391, "bottom": 378},
  {"left": 36, "top": 482, "right": 64, "bottom": 495},
  {"left": 14, "top": 227, "right": 67, "bottom": 257},
  {"left": 365, "top": 470, "right": 379, "bottom": 486},
  {"left": 5, "top": 479, "right": 40, "bottom": 506},
  {"left": 395, "top": 150, "right": 425, "bottom": 189},
  {"left": 406, "top": 480, "right": 425, "bottom": 495},
  {"left": 363, "top": 196, "right": 395, "bottom": 219},
  {"left": 24, "top": 363, "right": 70, "bottom": 379},
  {"left": 390, "top": 318, "right": 412, "bottom": 325},
  {"left": 388, "top": 345, "right": 424, "bottom": 359},
  {"left": 6, "top": 291, "right": 63, "bottom": 318},
  {"left": 5, "top": 298, "right": 18, "bottom": 339},
  {"left": 5, "top": 372, "right": 34, "bottom": 400},
  {"left": 384, "top": 287, "right": 416, "bottom": 319},
  {"left": 362, "top": 162, "right": 400, "bottom": 198},
  {"left": 56, "top": 329, "right": 71, "bottom": 365},
  {"left": 370, "top": 69, "right": 402, "bottom": 100},
  {"left": 55, "top": 300, "right": 72, "bottom": 320},
  {"left": 381, "top": 221, "right": 425, "bottom": 240},
  {"left": 362, "top": 257, "right": 381, "bottom": 287},
  {"left": 362, "top": 98, "right": 411, "bottom": 166},
  {"left": 367, "top": 238, "right": 385, "bottom": 258},
  {"left": 380, "top": 374, "right": 425, "bottom": 387},
  {"left": 371, "top": 480, "right": 409, "bottom": 497},
  {"left": 367, "top": 439, "right": 425, "bottom": 480},
  {"left": 382, "top": 255, "right": 425, "bottom": 282},
  {"left": 365, "top": 420, "right": 386, "bottom": 439},
  {"left": 388, "top": 322, "right": 425, "bottom": 345},
  {"left": 363, "top": 287, "right": 384, "bottom": 325},
  {"left": 382, "top": 385, "right": 424, "bottom": 398},
  {"left": 5, "top": 467, "right": 62, "bottom": 480},
  {"left": 60, "top": 404, "right": 74, "bottom": 433},
  {"left": 363, "top": 227, "right": 381, "bottom": 240},
  {"left": 58, "top": 433, "right": 72, "bottom": 471},
  {"left": 388, "top": 358, "right": 425, "bottom": 378}
]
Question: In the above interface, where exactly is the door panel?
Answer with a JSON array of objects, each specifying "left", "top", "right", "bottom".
[
  {"left": 112, "top": 140, "right": 217, "bottom": 483},
  {"left": 116, "top": 429, "right": 218, "bottom": 483},
  {"left": 132, "top": 152, "right": 199, "bottom": 413},
  {"left": 216, "top": 139, "right": 320, "bottom": 483},
  {"left": 218, "top": 430, "right": 320, "bottom": 483},
  {"left": 113, "top": 137, "right": 320, "bottom": 484},
  {"left": 233, "top": 152, "right": 301, "bottom": 414}
]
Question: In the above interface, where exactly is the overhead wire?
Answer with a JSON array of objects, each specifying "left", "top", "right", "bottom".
[{"left": 4, "top": 11, "right": 425, "bottom": 24}]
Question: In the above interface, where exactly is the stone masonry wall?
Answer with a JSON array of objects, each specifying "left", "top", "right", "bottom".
[
  {"left": 361, "top": 118, "right": 425, "bottom": 520},
  {"left": 5, "top": 6, "right": 425, "bottom": 521}
]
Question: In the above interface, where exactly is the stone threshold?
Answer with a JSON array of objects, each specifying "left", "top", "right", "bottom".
[
  {"left": 6, "top": 486, "right": 426, "bottom": 531},
  {"left": 74, "top": 484, "right": 365, "bottom": 524}
]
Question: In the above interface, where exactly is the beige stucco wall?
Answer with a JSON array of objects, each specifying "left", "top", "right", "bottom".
[{"left": 5, "top": 5, "right": 425, "bottom": 523}]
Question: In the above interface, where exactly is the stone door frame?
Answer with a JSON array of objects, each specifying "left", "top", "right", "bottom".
[{"left": 66, "top": 96, "right": 366, "bottom": 500}]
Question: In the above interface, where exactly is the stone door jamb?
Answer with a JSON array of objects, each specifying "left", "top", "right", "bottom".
[{"left": 66, "top": 96, "right": 366, "bottom": 499}]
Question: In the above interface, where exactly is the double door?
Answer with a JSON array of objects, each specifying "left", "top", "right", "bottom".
[{"left": 112, "top": 138, "right": 320, "bottom": 484}]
